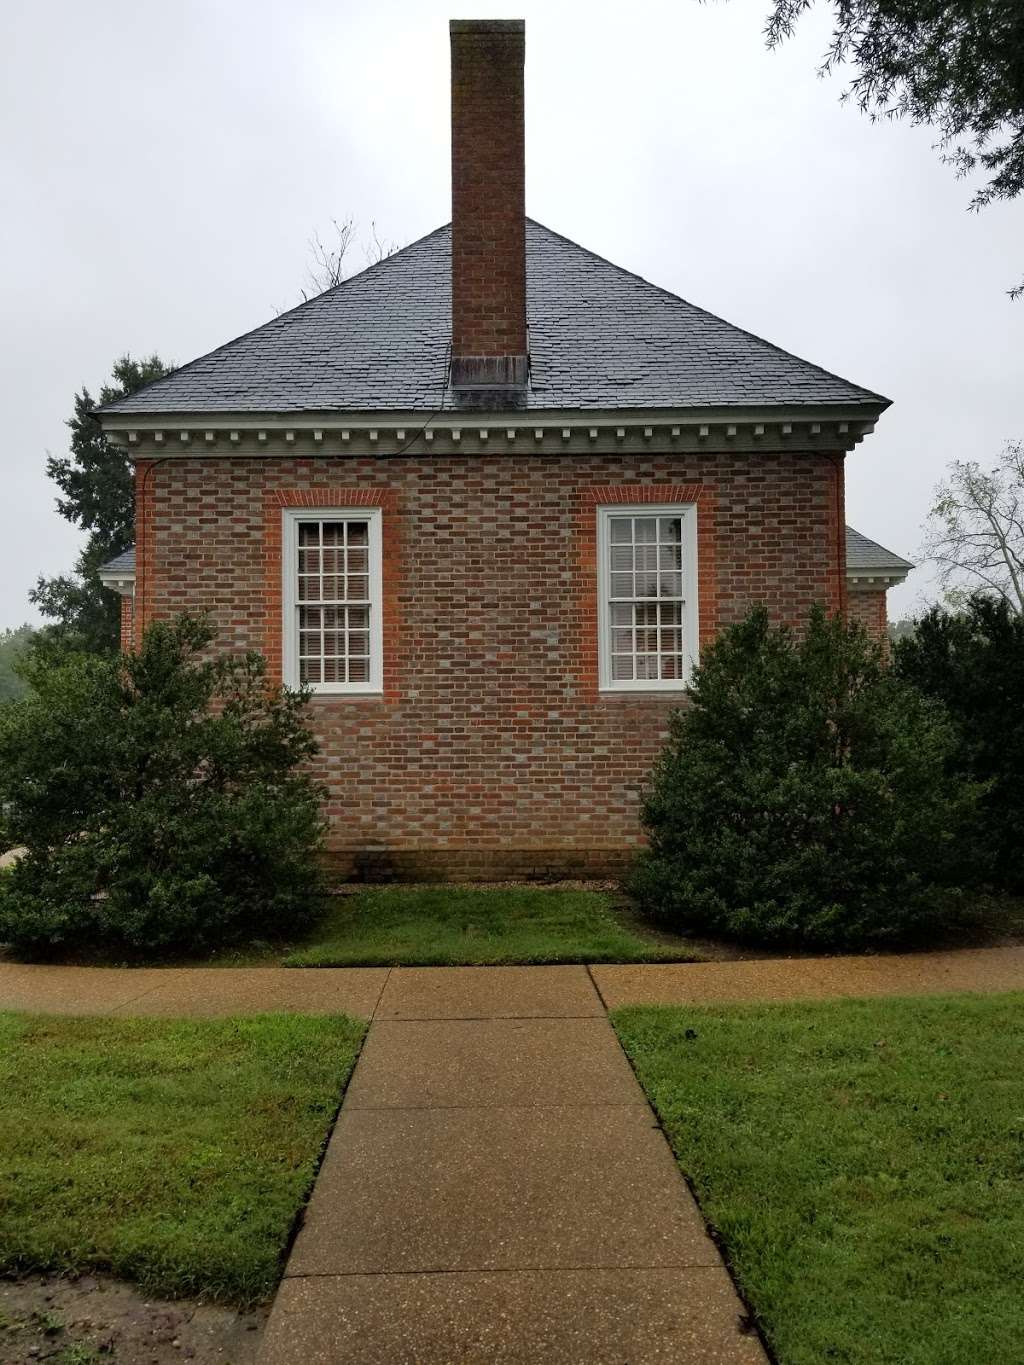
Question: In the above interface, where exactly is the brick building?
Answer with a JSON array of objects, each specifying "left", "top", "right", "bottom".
[{"left": 98, "top": 19, "right": 911, "bottom": 879}]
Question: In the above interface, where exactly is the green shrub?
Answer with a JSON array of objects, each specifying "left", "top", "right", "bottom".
[
  {"left": 631, "top": 605, "right": 982, "bottom": 948},
  {"left": 0, "top": 615, "right": 325, "bottom": 954},
  {"left": 894, "top": 595, "right": 1024, "bottom": 893}
]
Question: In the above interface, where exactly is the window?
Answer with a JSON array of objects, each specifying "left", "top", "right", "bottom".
[
  {"left": 597, "top": 504, "right": 698, "bottom": 691},
  {"left": 282, "top": 508, "right": 383, "bottom": 694}
]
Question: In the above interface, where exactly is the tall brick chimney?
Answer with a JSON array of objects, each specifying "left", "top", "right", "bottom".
[{"left": 449, "top": 19, "right": 528, "bottom": 393}]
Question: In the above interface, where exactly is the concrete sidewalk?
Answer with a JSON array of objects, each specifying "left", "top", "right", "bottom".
[
  {"left": 2, "top": 945, "right": 1022, "bottom": 1018},
  {"left": 259, "top": 966, "right": 765, "bottom": 1364},
  {"left": 593, "top": 944, "right": 1024, "bottom": 1010}
]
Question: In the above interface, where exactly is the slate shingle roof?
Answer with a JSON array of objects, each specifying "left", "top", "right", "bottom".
[
  {"left": 100, "top": 529, "right": 911, "bottom": 582},
  {"left": 100, "top": 221, "right": 887, "bottom": 417},
  {"left": 846, "top": 527, "right": 913, "bottom": 574},
  {"left": 96, "top": 548, "right": 137, "bottom": 576}
]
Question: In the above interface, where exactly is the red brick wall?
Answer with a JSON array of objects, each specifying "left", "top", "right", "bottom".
[
  {"left": 134, "top": 449, "right": 844, "bottom": 874},
  {"left": 119, "top": 595, "right": 135, "bottom": 652},
  {"left": 848, "top": 587, "right": 889, "bottom": 641}
]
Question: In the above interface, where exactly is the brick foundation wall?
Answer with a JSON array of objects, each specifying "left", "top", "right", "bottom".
[
  {"left": 848, "top": 586, "right": 889, "bottom": 642},
  {"left": 134, "top": 448, "right": 845, "bottom": 874}
]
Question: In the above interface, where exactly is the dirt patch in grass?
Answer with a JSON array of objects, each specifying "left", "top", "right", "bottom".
[{"left": 0, "top": 1272, "right": 266, "bottom": 1364}]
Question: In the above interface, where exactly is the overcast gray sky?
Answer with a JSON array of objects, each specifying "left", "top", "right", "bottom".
[{"left": 2, "top": 0, "right": 1021, "bottom": 629}]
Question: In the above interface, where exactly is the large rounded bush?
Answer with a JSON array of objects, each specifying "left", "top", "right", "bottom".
[
  {"left": 894, "top": 595, "right": 1024, "bottom": 893},
  {"left": 0, "top": 615, "right": 326, "bottom": 955},
  {"left": 631, "top": 605, "right": 982, "bottom": 948}
]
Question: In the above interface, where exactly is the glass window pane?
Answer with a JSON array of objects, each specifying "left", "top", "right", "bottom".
[
  {"left": 659, "top": 517, "right": 681, "bottom": 542},
  {"left": 610, "top": 545, "right": 633, "bottom": 572},
  {"left": 348, "top": 656, "right": 369, "bottom": 682},
  {"left": 347, "top": 522, "right": 369, "bottom": 546},
  {"left": 609, "top": 518, "right": 633, "bottom": 544},
  {"left": 346, "top": 547, "right": 368, "bottom": 573},
  {"left": 348, "top": 606, "right": 369, "bottom": 631},
  {"left": 635, "top": 545, "right": 658, "bottom": 571},
  {"left": 658, "top": 543, "right": 682, "bottom": 571},
  {"left": 635, "top": 574, "right": 659, "bottom": 598},
  {"left": 298, "top": 523, "right": 320, "bottom": 546},
  {"left": 348, "top": 631, "right": 369, "bottom": 654},
  {"left": 659, "top": 602, "right": 682, "bottom": 626},
  {"left": 300, "top": 658, "right": 321, "bottom": 684},
  {"left": 610, "top": 603, "right": 632, "bottom": 627},
  {"left": 634, "top": 517, "right": 657, "bottom": 543},
  {"left": 321, "top": 523, "right": 344, "bottom": 547},
  {"left": 659, "top": 572, "right": 683, "bottom": 597},
  {"left": 347, "top": 575, "right": 369, "bottom": 600},
  {"left": 610, "top": 573, "right": 633, "bottom": 597},
  {"left": 611, "top": 655, "right": 634, "bottom": 680},
  {"left": 611, "top": 628, "right": 633, "bottom": 652},
  {"left": 322, "top": 657, "right": 341, "bottom": 683}
]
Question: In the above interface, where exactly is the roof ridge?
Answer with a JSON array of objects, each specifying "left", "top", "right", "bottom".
[
  {"left": 524, "top": 218, "right": 888, "bottom": 407},
  {"left": 96, "top": 222, "right": 452, "bottom": 415}
]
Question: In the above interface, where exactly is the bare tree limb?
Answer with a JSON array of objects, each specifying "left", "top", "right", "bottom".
[{"left": 922, "top": 441, "right": 1024, "bottom": 614}]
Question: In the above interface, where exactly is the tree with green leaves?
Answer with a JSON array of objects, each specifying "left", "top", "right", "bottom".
[
  {"left": 0, "top": 626, "right": 35, "bottom": 702},
  {"left": 895, "top": 594, "right": 1024, "bottom": 891},
  {"left": 0, "top": 614, "right": 325, "bottom": 955},
  {"left": 31, "top": 354, "right": 171, "bottom": 654},
  {"left": 762, "top": 0, "right": 1024, "bottom": 297},
  {"left": 632, "top": 605, "right": 982, "bottom": 948}
]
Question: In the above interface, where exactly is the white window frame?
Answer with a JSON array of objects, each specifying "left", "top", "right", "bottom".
[
  {"left": 281, "top": 506, "right": 384, "bottom": 696},
  {"left": 597, "top": 503, "right": 699, "bottom": 693}
]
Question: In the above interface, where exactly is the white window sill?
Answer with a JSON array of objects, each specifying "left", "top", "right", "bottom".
[
  {"left": 598, "top": 685, "right": 690, "bottom": 696},
  {"left": 305, "top": 688, "right": 385, "bottom": 701}
]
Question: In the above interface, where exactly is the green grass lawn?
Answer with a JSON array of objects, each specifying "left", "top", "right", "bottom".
[
  {"left": 283, "top": 885, "right": 697, "bottom": 966},
  {"left": 613, "top": 992, "right": 1024, "bottom": 1365},
  {"left": 0, "top": 1011, "right": 365, "bottom": 1304}
]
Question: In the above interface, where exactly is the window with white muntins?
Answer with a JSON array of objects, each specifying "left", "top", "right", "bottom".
[
  {"left": 597, "top": 505, "right": 698, "bottom": 691},
  {"left": 282, "top": 508, "right": 383, "bottom": 694}
]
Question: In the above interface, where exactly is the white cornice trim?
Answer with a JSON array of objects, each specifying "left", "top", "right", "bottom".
[
  {"left": 100, "top": 409, "right": 881, "bottom": 457},
  {"left": 97, "top": 572, "right": 135, "bottom": 598},
  {"left": 99, "top": 404, "right": 883, "bottom": 434},
  {"left": 847, "top": 569, "right": 911, "bottom": 589}
]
